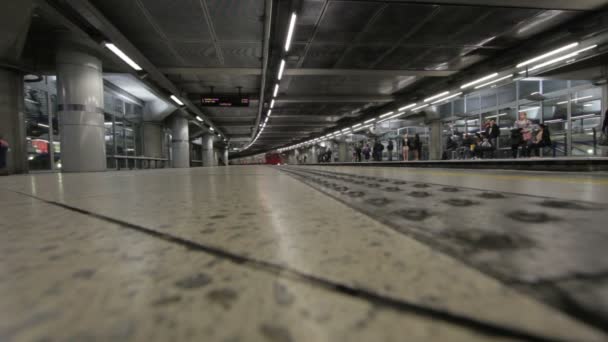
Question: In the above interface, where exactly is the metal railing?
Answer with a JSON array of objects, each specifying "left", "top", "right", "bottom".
[{"left": 108, "top": 155, "right": 169, "bottom": 170}]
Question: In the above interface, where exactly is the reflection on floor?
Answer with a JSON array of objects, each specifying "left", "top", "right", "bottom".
[{"left": 1, "top": 166, "right": 607, "bottom": 341}]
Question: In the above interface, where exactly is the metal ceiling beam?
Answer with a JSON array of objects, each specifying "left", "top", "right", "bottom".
[
  {"left": 55, "top": 0, "right": 223, "bottom": 136},
  {"left": 160, "top": 68, "right": 455, "bottom": 77},
  {"left": 337, "top": 0, "right": 608, "bottom": 11},
  {"left": 275, "top": 96, "right": 394, "bottom": 103}
]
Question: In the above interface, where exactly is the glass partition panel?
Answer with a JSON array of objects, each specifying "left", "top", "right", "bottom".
[
  {"left": 543, "top": 96, "right": 568, "bottom": 157},
  {"left": 24, "top": 86, "right": 51, "bottom": 170},
  {"left": 497, "top": 82, "right": 516, "bottom": 105},
  {"left": 519, "top": 80, "right": 540, "bottom": 100}
]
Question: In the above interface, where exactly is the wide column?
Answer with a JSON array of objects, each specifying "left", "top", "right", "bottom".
[
  {"left": 338, "top": 141, "right": 348, "bottom": 162},
  {"left": 201, "top": 134, "right": 215, "bottom": 167},
  {"left": 429, "top": 120, "right": 442, "bottom": 160},
  {"left": 56, "top": 48, "right": 106, "bottom": 172},
  {"left": 169, "top": 114, "right": 189, "bottom": 168},
  {"left": 223, "top": 147, "right": 229, "bottom": 166},
  {"left": 143, "top": 122, "right": 162, "bottom": 157},
  {"left": 0, "top": 69, "right": 27, "bottom": 174},
  {"left": 311, "top": 146, "right": 318, "bottom": 163}
]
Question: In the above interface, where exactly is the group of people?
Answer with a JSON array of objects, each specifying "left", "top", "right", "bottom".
[
  {"left": 444, "top": 113, "right": 554, "bottom": 159},
  {"left": 351, "top": 133, "right": 423, "bottom": 162}
]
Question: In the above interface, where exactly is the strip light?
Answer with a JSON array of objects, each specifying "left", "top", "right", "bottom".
[
  {"left": 379, "top": 111, "right": 394, "bottom": 118},
  {"left": 474, "top": 75, "right": 513, "bottom": 89},
  {"left": 170, "top": 95, "right": 184, "bottom": 106},
  {"left": 432, "top": 92, "right": 463, "bottom": 105},
  {"left": 424, "top": 91, "right": 450, "bottom": 103},
  {"left": 352, "top": 123, "right": 362, "bottom": 129},
  {"left": 364, "top": 118, "right": 375, "bottom": 124},
  {"left": 412, "top": 104, "right": 429, "bottom": 111},
  {"left": 285, "top": 13, "right": 297, "bottom": 52},
  {"left": 267, "top": 109, "right": 272, "bottom": 117},
  {"left": 273, "top": 84, "right": 279, "bottom": 97},
  {"left": 270, "top": 99, "right": 275, "bottom": 109},
  {"left": 278, "top": 59, "right": 286, "bottom": 80},
  {"left": 398, "top": 103, "right": 417, "bottom": 111},
  {"left": 341, "top": 128, "right": 350, "bottom": 132},
  {"left": 210, "top": 127, "right": 215, "bottom": 132},
  {"left": 354, "top": 124, "right": 372, "bottom": 132},
  {"left": 516, "top": 42, "right": 579, "bottom": 68},
  {"left": 460, "top": 73, "right": 498, "bottom": 89},
  {"left": 195, "top": 116, "right": 203, "bottom": 122},
  {"left": 557, "top": 96, "right": 593, "bottom": 105},
  {"left": 528, "top": 45, "right": 597, "bottom": 72},
  {"left": 104, "top": 43, "right": 143, "bottom": 71}
]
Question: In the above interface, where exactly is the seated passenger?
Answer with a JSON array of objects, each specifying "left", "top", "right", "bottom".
[
  {"left": 526, "top": 124, "right": 552, "bottom": 157},
  {"left": 510, "top": 128, "right": 523, "bottom": 158}
]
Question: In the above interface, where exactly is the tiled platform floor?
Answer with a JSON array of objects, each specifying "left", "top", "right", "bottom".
[{"left": 1, "top": 166, "right": 607, "bottom": 341}]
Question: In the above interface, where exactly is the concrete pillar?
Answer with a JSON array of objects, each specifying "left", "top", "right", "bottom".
[
  {"left": 169, "top": 114, "right": 189, "bottom": 168},
  {"left": 142, "top": 122, "right": 162, "bottom": 157},
  {"left": 311, "top": 146, "right": 318, "bottom": 163},
  {"left": 429, "top": 120, "right": 442, "bottom": 160},
  {"left": 223, "top": 148, "right": 229, "bottom": 166},
  {"left": 201, "top": 134, "right": 215, "bottom": 167},
  {"left": 338, "top": 141, "right": 348, "bottom": 162},
  {"left": 0, "top": 69, "right": 27, "bottom": 174},
  {"left": 56, "top": 48, "right": 106, "bottom": 172}
]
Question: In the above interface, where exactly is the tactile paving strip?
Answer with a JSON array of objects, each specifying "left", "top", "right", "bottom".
[{"left": 279, "top": 166, "right": 608, "bottom": 329}]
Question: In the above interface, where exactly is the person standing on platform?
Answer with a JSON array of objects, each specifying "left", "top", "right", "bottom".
[
  {"left": 355, "top": 143, "right": 362, "bottom": 162},
  {"left": 486, "top": 120, "right": 500, "bottom": 158},
  {"left": 363, "top": 143, "right": 371, "bottom": 162},
  {"left": 412, "top": 134, "right": 422, "bottom": 161},
  {"left": 401, "top": 133, "right": 410, "bottom": 161},
  {"left": 0, "top": 135, "right": 9, "bottom": 176},
  {"left": 387, "top": 140, "right": 394, "bottom": 161}
]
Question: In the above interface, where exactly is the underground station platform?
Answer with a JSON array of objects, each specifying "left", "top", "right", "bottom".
[{"left": 1, "top": 165, "right": 608, "bottom": 341}]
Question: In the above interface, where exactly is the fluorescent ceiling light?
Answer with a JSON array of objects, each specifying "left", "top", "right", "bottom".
[
  {"left": 516, "top": 42, "right": 579, "bottom": 68},
  {"left": 273, "top": 84, "right": 279, "bottom": 97},
  {"left": 412, "top": 104, "right": 429, "bottom": 111},
  {"left": 37, "top": 123, "right": 49, "bottom": 128},
  {"left": 352, "top": 123, "right": 362, "bottom": 128},
  {"left": 460, "top": 73, "right": 498, "bottom": 89},
  {"left": 278, "top": 59, "right": 286, "bottom": 80},
  {"left": 379, "top": 111, "right": 394, "bottom": 118},
  {"left": 424, "top": 91, "right": 450, "bottom": 103},
  {"left": 170, "top": 95, "right": 184, "bottom": 106},
  {"left": 556, "top": 96, "right": 593, "bottom": 105},
  {"left": 388, "top": 111, "right": 406, "bottom": 120},
  {"left": 195, "top": 116, "right": 203, "bottom": 122},
  {"left": 528, "top": 45, "right": 597, "bottom": 72},
  {"left": 354, "top": 124, "right": 372, "bottom": 132},
  {"left": 267, "top": 109, "right": 272, "bottom": 117},
  {"left": 285, "top": 13, "right": 297, "bottom": 52},
  {"left": 474, "top": 75, "right": 513, "bottom": 89},
  {"left": 270, "top": 99, "right": 275, "bottom": 109},
  {"left": 431, "top": 92, "right": 463, "bottom": 105},
  {"left": 104, "top": 43, "right": 143, "bottom": 71},
  {"left": 398, "top": 103, "right": 417, "bottom": 111},
  {"left": 364, "top": 118, "right": 375, "bottom": 124},
  {"left": 341, "top": 128, "right": 350, "bottom": 132},
  {"left": 209, "top": 127, "right": 215, "bottom": 132}
]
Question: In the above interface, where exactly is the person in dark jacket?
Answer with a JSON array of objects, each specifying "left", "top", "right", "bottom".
[
  {"left": 485, "top": 120, "right": 500, "bottom": 158},
  {"left": 510, "top": 128, "right": 523, "bottom": 158},
  {"left": 387, "top": 140, "right": 394, "bottom": 161},
  {"left": 526, "top": 124, "right": 552, "bottom": 157},
  {"left": 372, "top": 140, "right": 384, "bottom": 161},
  {"left": 0, "top": 135, "right": 9, "bottom": 175},
  {"left": 354, "top": 143, "right": 362, "bottom": 162},
  {"left": 412, "top": 134, "right": 422, "bottom": 160}
]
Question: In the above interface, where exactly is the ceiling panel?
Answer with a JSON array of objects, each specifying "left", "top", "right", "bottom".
[
  {"left": 357, "top": 3, "right": 438, "bottom": 45},
  {"left": 139, "top": 0, "right": 212, "bottom": 41},
  {"left": 300, "top": 43, "right": 348, "bottom": 68},
  {"left": 220, "top": 42, "right": 262, "bottom": 68},
  {"left": 172, "top": 42, "right": 219, "bottom": 66},
  {"left": 313, "top": 1, "right": 383, "bottom": 43},
  {"left": 206, "top": 0, "right": 264, "bottom": 41}
]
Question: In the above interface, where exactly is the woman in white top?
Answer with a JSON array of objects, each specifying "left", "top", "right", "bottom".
[{"left": 515, "top": 111, "right": 533, "bottom": 143}]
